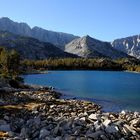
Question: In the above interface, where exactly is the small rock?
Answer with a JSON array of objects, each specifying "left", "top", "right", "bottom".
[
  {"left": 121, "top": 110, "right": 126, "bottom": 115},
  {"left": 53, "top": 124, "right": 60, "bottom": 135},
  {"left": 20, "top": 127, "right": 28, "bottom": 138},
  {"left": 80, "top": 117, "right": 86, "bottom": 121},
  {"left": 100, "top": 135, "right": 108, "bottom": 140},
  {"left": 39, "top": 128, "right": 50, "bottom": 138},
  {"left": 4, "top": 116, "right": 10, "bottom": 121},
  {"left": 78, "top": 137, "right": 87, "bottom": 140},
  {"left": 54, "top": 136, "right": 63, "bottom": 140},
  {"left": 65, "top": 135, "right": 76, "bottom": 140},
  {"left": 50, "top": 105, "right": 55, "bottom": 108},
  {"left": 119, "top": 138, "right": 125, "bottom": 140},
  {"left": 32, "top": 130, "right": 39, "bottom": 138},
  {"left": 34, "top": 117, "right": 41, "bottom": 126},
  {"left": 130, "top": 118, "right": 140, "bottom": 127},
  {"left": 94, "top": 121, "right": 101, "bottom": 131},
  {"left": 8, "top": 131, "right": 14, "bottom": 137},
  {"left": 88, "top": 114, "right": 97, "bottom": 120},
  {"left": 83, "top": 112, "right": 88, "bottom": 116},
  {"left": 87, "top": 131, "right": 104, "bottom": 139},
  {"left": 105, "top": 125, "right": 119, "bottom": 133},
  {"left": 103, "top": 119, "right": 111, "bottom": 127},
  {"left": 123, "top": 124, "right": 138, "bottom": 135},
  {"left": 0, "top": 120, "right": 7, "bottom": 125}
]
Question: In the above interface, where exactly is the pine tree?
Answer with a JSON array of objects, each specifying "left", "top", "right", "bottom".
[{"left": 0, "top": 47, "right": 20, "bottom": 79}]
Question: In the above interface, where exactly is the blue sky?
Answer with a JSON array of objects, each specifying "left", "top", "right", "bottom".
[{"left": 0, "top": 0, "right": 140, "bottom": 41}]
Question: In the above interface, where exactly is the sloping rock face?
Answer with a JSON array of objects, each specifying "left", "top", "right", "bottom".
[
  {"left": 65, "top": 35, "right": 129, "bottom": 59},
  {"left": 0, "top": 31, "right": 78, "bottom": 60},
  {"left": 0, "top": 17, "right": 79, "bottom": 48},
  {"left": 112, "top": 35, "right": 140, "bottom": 59}
]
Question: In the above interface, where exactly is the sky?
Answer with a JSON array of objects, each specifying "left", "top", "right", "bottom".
[{"left": 0, "top": 0, "right": 140, "bottom": 41}]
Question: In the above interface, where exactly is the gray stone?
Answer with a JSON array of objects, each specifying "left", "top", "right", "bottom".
[
  {"left": 130, "top": 118, "right": 140, "bottom": 127},
  {"left": 8, "top": 131, "right": 15, "bottom": 137},
  {"left": 0, "top": 120, "right": 7, "bottom": 125},
  {"left": 39, "top": 128, "right": 50, "bottom": 138},
  {"left": 80, "top": 117, "right": 86, "bottom": 121},
  {"left": 123, "top": 124, "right": 138, "bottom": 135},
  {"left": 88, "top": 114, "right": 97, "bottom": 120},
  {"left": 103, "top": 119, "right": 111, "bottom": 127},
  {"left": 65, "top": 135, "right": 76, "bottom": 140},
  {"left": 87, "top": 131, "right": 104, "bottom": 139},
  {"left": 100, "top": 135, "right": 108, "bottom": 140},
  {"left": 4, "top": 116, "right": 10, "bottom": 121},
  {"left": 54, "top": 136, "right": 63, "bottom": 140},
  {"left": 20, "top": 127, "right": 28, "bottom": 138},
  {"left": 120, "top": 110, "right": 126, "bottom": 115},
  {"left": 105, "top": 125, "right": 119, "bottom": 133},
  {"left": 53, "top": 124, "right": 60, "bottom": 135},
  {"left": 34, "top": 117, "right": 41, "bottom": 126}
]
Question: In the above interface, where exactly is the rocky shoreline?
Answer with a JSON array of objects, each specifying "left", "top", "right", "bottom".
[{"left": 0, "top": 85, "right": 140, "bottom": 140}]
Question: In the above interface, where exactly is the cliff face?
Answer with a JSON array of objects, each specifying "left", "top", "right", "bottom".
[
  {"left": 0, "top": 17, "right": 79, "bottom": 48},
  {"left": 65, "top": 35, "right": 129, "bottom": 59},
  {"left": 112, "top": 35, "right": 140, "bottom": 59},
  {"left": 0, "top": 31, "right": 78, "bottom": 60}
]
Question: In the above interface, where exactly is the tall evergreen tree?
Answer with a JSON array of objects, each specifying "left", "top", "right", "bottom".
[{"left": 0, "top": 47, "right": 20, "bottom": 79}]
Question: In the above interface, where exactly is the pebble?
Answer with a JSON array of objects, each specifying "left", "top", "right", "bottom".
[
  {"left": 88, "top": 113, "right": 97, "bottom": 120},
  {"left": 39, "top": 128, "right": 50, "bottom": 138},
  {"left": 103, "top": 119, "right": 111, "bottom": 127},
  {"left": 105, "top": 125, "right": 119, "bottom": 133}
]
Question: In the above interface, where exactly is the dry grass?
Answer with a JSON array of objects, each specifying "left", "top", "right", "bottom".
[
  {"left": 0, "top": 102, "right": 43, "bottom": 111},
  {"left": 24, "top": 102, "right": 43, "bottom": 110},
  {"left": 0, "top": 131, "right": 9, "bottom": 138}
]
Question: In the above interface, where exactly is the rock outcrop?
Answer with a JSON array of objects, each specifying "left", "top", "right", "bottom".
[
  {"left": 0, "top": 17, "right": 79, "bottom": 48},
  {"left": 112, "top": 35, "right": 140, "bottom": 59},
  {"left": 0, "top": 31, "right": 78, "bottom": 60},
  {"left": 65, "top": 35, "right": 130, "bottom": 59}
]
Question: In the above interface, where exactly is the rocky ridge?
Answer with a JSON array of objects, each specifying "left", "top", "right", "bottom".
[
  {"left": 112, "top": 35, "right": 140, "bottom": 59},
  {"left": 0, "top": 17, "right": 79, "bottom": 47},
  {"left": 0, "top": 85, "right": 140, "bottom": 140},
  {"left": 0, "top": 31, "right": 78, "bottom": 60},
  {"left": 65, "top": 35, "right": 130, "bottom": 59},
  {"left": 0, "top": 17, "right": 140, "bottom": 59}
]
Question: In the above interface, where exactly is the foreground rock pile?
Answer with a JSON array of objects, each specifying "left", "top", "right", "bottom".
[{"left": 0, "top": 88, "right": 140, "bottom": 140}]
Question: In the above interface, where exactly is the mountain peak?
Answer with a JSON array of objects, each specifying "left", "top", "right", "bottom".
[
  {"left": 81, "top": 35, "right": 102, "bottom": 44},
  {"left": 112, "top": 35, "right": 140, "bottom": 59},
  {"left": 0, "top": 17, "right": 79, "bottom": 47},
  {"left": 65, "top": 35, "right": 129, "bottom": 59},
  {"left": 0, "top": 31, "right": 78, "bottom": 59},
  {"left": 82, "top": 35, "right": 92, "bottom": 40},
  {"left": 84, "top": 35, "right": 91, "bottom": 38},
  {"left": 0, "top": 17, "right": 11, "bottom": 20}
]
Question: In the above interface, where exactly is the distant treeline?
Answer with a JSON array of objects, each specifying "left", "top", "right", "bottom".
[
  {"left": 1, "top": 46, "right": 140, "bottom": 77},
  {"left": 21, "top": 58, "right": 140, "bottom": 72}
]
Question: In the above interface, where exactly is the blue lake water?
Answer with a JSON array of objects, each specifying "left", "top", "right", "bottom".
[{"left": 23, "top": 71, "right": 140, "bottom": 112}]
